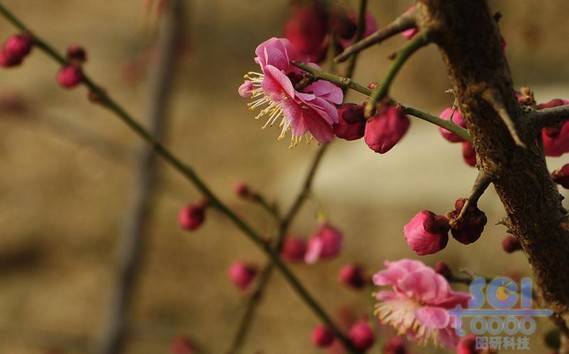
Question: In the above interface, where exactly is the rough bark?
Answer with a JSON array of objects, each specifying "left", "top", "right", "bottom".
[{"left": 417, "top": 0, "right": 569, "bottom": 320}]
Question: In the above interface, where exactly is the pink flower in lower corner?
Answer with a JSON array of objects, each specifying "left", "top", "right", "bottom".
[
  {"left": 239, "top": 37, "right": 343, "bottom": 145},
  {"left": 373, "top": 259, "right": 471, "bottom": 348}
]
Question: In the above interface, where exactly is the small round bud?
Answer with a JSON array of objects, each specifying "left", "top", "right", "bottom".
[
  {"left": 178, "top": 203, "right": 206, "bottom": 231},
  {"left": 228, "top": 261, "right": 257, "bottom": 291},
  {"left": 170, "top": 337, "right": 195, "bottom": 354},
  {"left": 434, "top": 261, "right": 453, "bottom": 279},
  {"left": 403, "top": 210, "right": 449, "bottom": 255},
  {"left": 281, "top": 236, "right": 307, "bottom": 262},
  {"left": 311, "top": 324, "right": 335, "bottom": 348},
  {"left": 502, "top": 235, "right": 522, "bottom": 254},
  {"left": 305, "top": 223, "right": 343, "bottom": 264},
  {"left": 348, "top": 321, "right": 375, "bottom": 351},
  {"left": 439, "top": 107, "right": 467, "bottom": 143},
  {"left": 334, "top": 103, "right": 366, "bottom": 141},
  {"left": 448, "top": 198, "right": 487, "bottom": 245},
  {"left": 4, "top": 34, "right": 33, "bottom": 58},
  {"left": 66, "top": 44, "right": 87, "bottom": 63},
  {"left": 234, "top": 182, "right": 252, "bottom": 199},
  {"left": 462, "top": 142, "right": 477, "bottom": 167},
  {"left": 338, "top": 264, "right": 366, "bottom": 289},
  {"left": 552, "top": 164, "right": 569, "bottom": 189},
  {"left": 457, "top": 334, "right": 477, "bottom": 354},
  {"left": 56, "top": 65, "right": 84, "bottom": 89},
  {"left": 384, "top": 336, "right": 407, "bottom": 354},
  {"left": 0, "top": 50, "right": 22, "bottom": 68},
  {"left": 364, "top": 104, "right": 410, "bottom": 154}
]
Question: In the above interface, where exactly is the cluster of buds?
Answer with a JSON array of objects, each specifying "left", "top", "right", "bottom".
[
  {"left": 448, "top": 198, "right": 488, "bottom": 245},
  {"left": 56, "top": 44, "right": 87, "bottom": 89},
  {"left": 311, "top": 320, "right": 375, "bottom": 351}
]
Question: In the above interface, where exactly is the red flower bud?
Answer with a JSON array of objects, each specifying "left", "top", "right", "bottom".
[
  {"left": 439, "top": 107, "right": 467, "bottom": 143},
  {"left": 434, "top": 261, "right": 453, "bottom": 279},
  {"left": 0, "top": 49, "right": 22, "bottom": 68},
  {"left": 56, "top": 65, "right": 84, "bottom": 89},
  {"left": 233, "top": 181, "right": 252, "bottom": 199},
  {"left": 66, "top": 44, "right": 87, "bottom": 63},
  {"left": 552, "top": 164, "right": 569, "bottom": 189},
  {"left": 334, "top": 103, "right": 366, "bottom": 141},
  {"left": 384, "top": 337, "right": 407, "bottom": 354},
  {"left": 538, "top": 99, "right": 569, "bottom": 157},
  {"left": 170, "top": 337, "right": 195, "bottom": 354},
  {"left": 281, "top": 236, "right": 307, "bottom": 262},
  {"left": 312, "top": 324, "right": 335, "bottom": 348},
  {"left": 403, "top": 210, "right": 449, "bottom": 255},
  {"left": 364, "top": 104, "right": 410, "bottom": 154},
  {"left": 4, "top": 34, "right": 33, "bottom": 58},
  {"left": 227, "top": 261, "right": 257, "bottom": 291},
  {"left": 284, "top": 3, "right": 329, "bottom": 63},
  {"left": 348, "top": 321, "right": 375, "bottom": 351},
  {"left": 462, "top": 142, "right": 477, "bottom": 167},
  {"left": 178, "top": 203, "right": 206, "bottom": 231},
  {"left": 338, "top": 264, "right": 366, "bottom": 289},
  {"left": 448, "top": 198, "right": 487, "bottom": 244},
  {"left": 502, "top": 235, "right": 522, "bottom": 254},
  {"left": 305, "top": 223, "right": 343, "bottom": 263}
]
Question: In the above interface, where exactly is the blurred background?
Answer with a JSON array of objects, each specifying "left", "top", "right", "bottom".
[{"left": 0, "top": 0, "right": 568, "bottom": 353}]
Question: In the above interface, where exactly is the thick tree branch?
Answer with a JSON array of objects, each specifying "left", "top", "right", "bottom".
[
  {"left": 365, "top": 31, "right": 432, "bottom": 117},
  {"left": 417, "top": 0, "right": 569, "bottom": 326},
  {"left": 335, "top": 12, "right": 417, "bottom": 63},
  {"left": 528, "top": 104, "right": 569, "bottom": 129}
]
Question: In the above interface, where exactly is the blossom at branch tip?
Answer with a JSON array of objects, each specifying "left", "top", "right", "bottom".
[
  {"left": 539, "top": 98, "right": 569, "bottom": 157},
  {"left": 439, "top": 107, "right": 467, "bottom": 143},
  {"left": 305, "top": 223, "right": 343, "bottom": 263},
  {"left": 403, "top": 210, "right": 450, "bottom": 256},
  {"left": 238, "top": 38, "right": 343, "bottom": 145},
  {"left": 0, "top": 33, "right": 33, "bottom": 68},
  {"left": 447, "top": 198, "right": 487, "bottom": 245},
  {"left": 364, "top": 104, "right": 410, "bottom": 154},
  {"left": 372, "top": 259, "right": 471, "bottom": 348}
]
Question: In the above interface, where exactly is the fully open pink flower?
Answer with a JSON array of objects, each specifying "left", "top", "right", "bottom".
[
  {"left": 239, "top": 38, "right": 343, "bottom": 145},
  {"left": 373, "top": 259, "right": 470, "bottom": 348}
]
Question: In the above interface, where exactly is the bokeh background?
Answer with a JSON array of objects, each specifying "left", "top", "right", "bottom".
[{"left": 0, "top": 0, "right": 568, "bottom": 353}]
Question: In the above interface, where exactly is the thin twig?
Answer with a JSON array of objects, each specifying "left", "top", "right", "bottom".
[
  {"left": 343, "top": 0, "right": 368, "bottom": 79},
  {"left": 0, "top": 3, "right": 358, "bottom": 352},
  {"left": 482, "top": 89, "right": 526, "bottom": 147},
  {"left": 365, "top": 31, "right": 432, "bottom": 117},
  {"left": 96, "top": 1, "right": 184, "bottom": 354},
  {"left": 452, "top": 171, "right": 493, "bottom": 225},
  {"left": 335, "top": 12, "right": 417, "bottom": 63},
  {"left": 528, "top": 104, "right": 569, "bottom": 129},
  {"left": 292, "top": 63, "right": 471, "bottom": 141}
]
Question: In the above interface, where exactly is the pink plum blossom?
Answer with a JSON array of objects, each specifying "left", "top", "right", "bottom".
[
  {"left": 403, "top": 210, "right": 450, "bottom": 256},
  {"left": 305, "top": 223, "right": 343, "bottom": 263},
  {"left": 239, "top": 38, "right": 343, "bottom": 145},
  {"left": 373, "top": 259, "right": 471, "bottom": 348}
]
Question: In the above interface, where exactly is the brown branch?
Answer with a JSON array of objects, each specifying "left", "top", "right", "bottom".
[
  {"left": 227, "top": 144, "right": 330, "bottom": 354},
  {"left": 335, "top": 12, "right": 417, "bottom": 63},
  {"left": 482, "top": 89, "right": 526, "bottom": 147},
  {"left": 452, "top": 171, "right": 493, "bottom": 225},
  {"left": 529, "top": 104, "right": 569, "bottom": 129},
  {"left": 417, "top": 0, "right": 569, "bottom": 327},
  {"left": 96, "top": 1, "right": 185, "bottom": 354}
]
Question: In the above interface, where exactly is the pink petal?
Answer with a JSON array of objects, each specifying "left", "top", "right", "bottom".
[
  {"left": 262, "top": 65, "right": 295, "bottom": 101},
  {"left": 304, "top": 80, "right": 344, "bottom": 105},
  {"left": 415, "top": 306, "right": 450, "bottom": 329}
]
